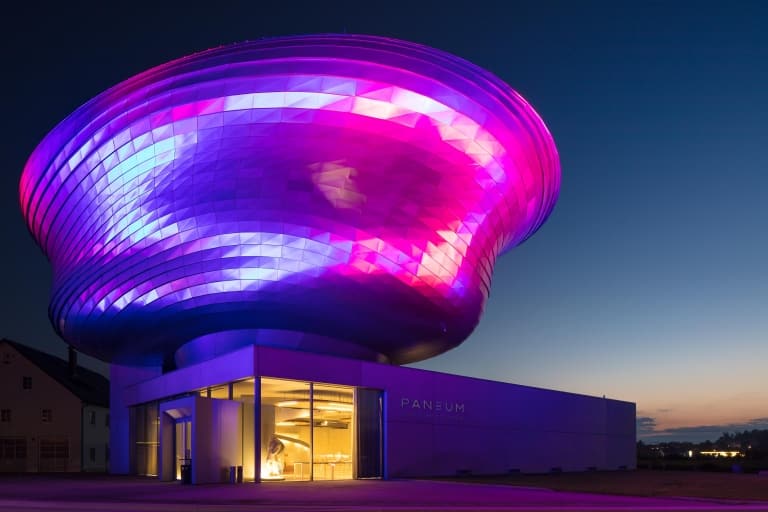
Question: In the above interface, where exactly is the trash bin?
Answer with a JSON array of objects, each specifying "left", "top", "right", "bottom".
[
  {"left": 237, "top": 465, "right": 243, "bottom": 483},
  {"left": 229, "top": 465, "right": 237, "bottom": 484},
  {"left": 180, "top": 459, "right": 192, "bottom": 485}
]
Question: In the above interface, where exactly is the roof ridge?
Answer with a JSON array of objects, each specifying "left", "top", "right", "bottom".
[{"left": 1, "top": 338, "right": 109, "bottom": 407}]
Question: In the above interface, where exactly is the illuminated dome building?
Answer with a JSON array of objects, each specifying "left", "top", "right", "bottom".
[{"left": 21, "top": 35, "right": 633, "bottom": 484}]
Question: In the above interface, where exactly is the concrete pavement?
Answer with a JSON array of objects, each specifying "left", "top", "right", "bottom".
[{"left": 0, "top": 475, "right": 766, "bottom": 512}]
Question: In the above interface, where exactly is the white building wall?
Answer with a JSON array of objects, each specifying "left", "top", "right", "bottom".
[{"left": 82, "top": 405, "right": 110, "bottom": 471}]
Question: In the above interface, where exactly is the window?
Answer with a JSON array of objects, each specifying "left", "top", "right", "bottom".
[
  {"left": 22, "top": 376, "right": 32, "bottom": 389},
  {"left": 259, "top": 378, "right": 357, "bottom": 482},
  {"left": 0, "top": 438, "right": 26, "bottom": 460},
  {"left": 89, "top": 411, "right": 96, "bottom": 425},
  {"left": 39, "top": 439, "right": 69, "bottom": 472},
  {"left": 131, "top": 402, "right": 159, "bottom": 477},
  {"left": 89, "top": 447, "right": 96, "bottom": 462},
  {"left": 210, "top": 384, "right": 229, "bottom": 399},
  {"left": 42, "top": 409, "right": 53, "bottom": 422},
  {"left": 40, "top": 440, "right": 68, "bottom": 458},
  {"left": 105, "top": 414, "right": 110, "bottom": 428},
  {"left": 0, "top": 409, "right": 10, "bottom": 422}
]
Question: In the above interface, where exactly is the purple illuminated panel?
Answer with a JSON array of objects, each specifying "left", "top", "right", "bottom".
[{"left": 20, "top": 35, "right": 560, "bottom": 366}]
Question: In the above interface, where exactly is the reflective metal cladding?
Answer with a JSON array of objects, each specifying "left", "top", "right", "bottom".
[{"left": 20, "top": 35, "right": 560, "bottom": 367}]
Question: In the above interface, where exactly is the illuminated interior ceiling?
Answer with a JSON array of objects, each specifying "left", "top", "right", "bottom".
[{"left": 20, "top": 35, "right": 560, "bottom": 367}]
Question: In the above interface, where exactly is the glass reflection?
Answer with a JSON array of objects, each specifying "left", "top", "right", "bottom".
[{"left": 130, "top": 401, "right": 159, "bottom": 477}]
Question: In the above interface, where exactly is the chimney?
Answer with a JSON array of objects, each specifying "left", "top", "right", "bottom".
[{"left": 68, "top": 345, "right": 77, "bottom": 377}]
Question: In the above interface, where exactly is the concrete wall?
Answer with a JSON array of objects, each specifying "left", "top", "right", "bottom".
[
  {"left": 194, "top": 398, "right": 242, "bottom": 484},
  {"left": 359, "top": 363, "right": 636, "bottom": 476},
  {"left": 123, "top": 346, "right": 254, "bottom": 405},
  {"left": 158, "top": 396, "right": 243, "bottom": 484}
]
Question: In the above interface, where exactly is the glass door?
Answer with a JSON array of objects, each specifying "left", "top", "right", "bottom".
[
  {"left": 355, "top": 388, "right": 383, "bottom": 478},
  {"left": 174, "top": 418, "right": 191, "bottom": 481}
]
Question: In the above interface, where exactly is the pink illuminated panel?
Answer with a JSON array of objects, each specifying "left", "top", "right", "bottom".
[{"left": 19, "top": 35, "right": 559, "bottom": 366}]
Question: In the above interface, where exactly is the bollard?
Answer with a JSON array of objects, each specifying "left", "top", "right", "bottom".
[{"left": 180, "top": 460, "right": 192, "bottom": 485}]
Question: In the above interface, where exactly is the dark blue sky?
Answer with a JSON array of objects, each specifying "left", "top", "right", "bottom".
[{"left": 3, "top": 1, "right": 767, "bottom": 442}]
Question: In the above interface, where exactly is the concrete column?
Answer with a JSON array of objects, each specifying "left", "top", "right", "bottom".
[
  {"left": 159, "top": 412, "right": 175, "bottom": 481},
  {"left": 253, "top": 377, "right": 261, "bottom": 482}
]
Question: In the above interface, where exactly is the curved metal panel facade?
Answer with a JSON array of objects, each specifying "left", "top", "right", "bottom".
[{"left": 20, "top": 35, "right": 560, "bottom": 366}]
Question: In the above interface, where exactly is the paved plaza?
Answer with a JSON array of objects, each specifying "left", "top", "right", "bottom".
[{"left": 0, "top": 475, "right": 767, "bottom": 512}]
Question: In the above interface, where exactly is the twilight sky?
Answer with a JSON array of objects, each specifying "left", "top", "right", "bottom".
[{"left": 2, "top": 1, "right": 767, "bottom": 443}]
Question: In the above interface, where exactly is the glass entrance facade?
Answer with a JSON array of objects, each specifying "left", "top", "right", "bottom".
[
  {"left": 259, "top": 377, "right": 383, "bottom": 481},
  {"left": 129, "top": 377, "right": 382, "bottom": 482},
  {"left": 260, "top": 378, "right": 357, "bottom": 481}
]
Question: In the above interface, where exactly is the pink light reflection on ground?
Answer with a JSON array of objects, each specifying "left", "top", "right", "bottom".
[{"left": 0, "top": 476, "right": 766, "bottom": 512}]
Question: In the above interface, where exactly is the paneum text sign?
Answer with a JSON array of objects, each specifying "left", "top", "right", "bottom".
[{"left": 399, "top": 397, "right": 465, "bottom": 414}]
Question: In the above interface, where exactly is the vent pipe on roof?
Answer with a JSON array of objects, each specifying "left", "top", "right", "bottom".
[{"left": 68, "top": 345, "right": 77, "bottom": 377}]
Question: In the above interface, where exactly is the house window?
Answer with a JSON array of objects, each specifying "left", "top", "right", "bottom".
[
  {"left": 22, "top": 376, "right": 32, "bottom": 389},
  {"left": 89, "top": 411, "right": 96, "bottom": 425},
  {"left": 89, "top": 447, "right": 96, "bottom": 462},
  {"left": 42, "top": 409, "right": 53, "bottom": 423},
  {"left": 0, "top": 409, "right": 10, "bottom": 422},
  {"left": 0, "top": 438, "right": 26, "bottom": 460},
  {"left": 40, "top": 439, "right": 69, "bottom": 464}
]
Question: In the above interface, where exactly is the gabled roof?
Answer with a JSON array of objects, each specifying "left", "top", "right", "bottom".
[{"left": 1, "top": 338, "right": 109, "bottom": 407}]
